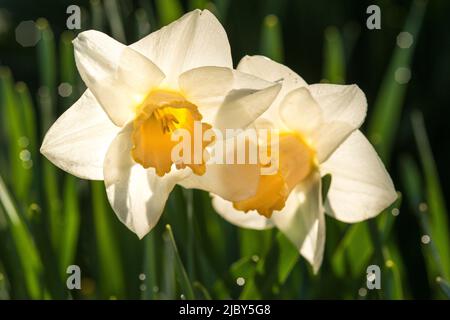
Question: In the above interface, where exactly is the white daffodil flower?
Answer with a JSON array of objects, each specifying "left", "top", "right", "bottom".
[
  {"left": 211, "top": 55, "right": 397, "bottom": 273},
  {"left": 40, "top": 10, "right": 281, "bottom": 239}
]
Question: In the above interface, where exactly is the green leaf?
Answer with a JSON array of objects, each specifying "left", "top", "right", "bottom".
[
  {"left": 134, "top": 8, "right": 152, "bottom": 39},
  {"left": 260, "top": 14, "right": 284, "bottom": 62},
  {"left": 36, "top": 18, "right": 57, "bottom": 132},
  {"left": 58, "top": 176, "right": 80, "bottom": 278},
  {"left": 104, "top": 0, "right": 126, "bottom": 43},
  {"left": 0, "top": 68, "right": 32, "bottom": 201},
  {"left": 399, "top": 154, "right": 445, "bottom": 293},
  {"left": 411, "top": 111, "right": 450, "bottom": 280},
  {"left": 90, "top": 0, "right": 105, "bottom": 31},
  {"left": 331, "top": 222, "right": 373, "bottom": 278},
  {"left": 141, "top": 231, "right": 158, "bottom": 299},
  {"left": 15, "top": 82, "right": 37, "bottom": 157},
  {"left": 436, "top": 277, "right": 450, "bottom": 299},
  {"left": 323, "top": 26, "right": 346, "bottom": 84},
  {"left": 91, "top": 181, "right": 125, "bottom": 298},
  {"left": 165, "top": 224, "right": 195, "bottom": 299},
  {"left": 0, "top": 174, "right": 43, "bottom": 299},
  {"left": 189, "top": 0, "right": 209, "bottom": 10},
  {"left": 368, "top": 0, "right": 427, "bottom": 162},
  {"left": 382, "top": 244, "right": 405, "bottom": 299},
  {"left": 193, "top": 281, "right": 212, "bottom": 300},
  {"left": 239, "top": 231, "right": 299, "bottom": 299},
  {"left": 156, "top": 0, "right": 183, "bottom": 26}
]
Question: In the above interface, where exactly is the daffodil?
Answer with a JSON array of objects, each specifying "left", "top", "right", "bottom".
[
  {"left": 211, "top": 55, "right": 397, "bottom": 272},
  {"left": 40, "top": 11, "right": 281, "bottom": 238}
]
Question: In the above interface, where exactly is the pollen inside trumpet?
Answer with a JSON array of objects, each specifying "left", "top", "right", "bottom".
[
  {"left": 233, "top": 133, "right": 316, "bottom": 217},
  {"left": 131, "top": 90, "right": 212, "bottom": 177}
]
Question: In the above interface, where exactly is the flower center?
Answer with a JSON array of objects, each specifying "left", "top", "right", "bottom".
[
  {"left": 233, "top": 133, "right": 316, "bottom": 217},
  {"left": 131, "top": 90, "right": 212, "bottom": 177}
]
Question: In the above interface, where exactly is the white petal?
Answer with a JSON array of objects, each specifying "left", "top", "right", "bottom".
[
  {"left": 279, "top": 87, "right": 323, "bottom": 134},
  {"left": 179, "top": 66, "right": 280, "bottom": 129},
  {"left": 178, "top": 137, "right": 260, "bottom": 201},
  {"left": 40, "top": 90, "right": 119, "bottom": 180},
  {"left": 103, "top": 125, "right": 187, "bottom": 239},
  {"left": 320, "top": 130, "right": 397, "bottom": 223},
  {"left": 131, "top": 9, "right": 232, "bottom": 84},
  {"left": 308, "top": 83, "right": 367, "bottom": 162},
  {"left": 73, "top": 30, "right": 165, "bottom": 126},
  {"left": 271, "top": 172, "right": 325, "bottom": 273},
  {"left": 178, "top": 66, "right": 234, "bottom": 110},
  {"left": 237, "top": 55, "right": 307, "bottom": 89},
  {"left": 211, "top": 194, "right": 274, "bottom": 230},
  {"left": 237, "top": 55, "right": 308, "bottom": 129},
  {"left": 213, "top": 82, "right": 281, "bottom": 131},
  {"left": 179, "top": 163, "right": 260, "bottom": 202}
]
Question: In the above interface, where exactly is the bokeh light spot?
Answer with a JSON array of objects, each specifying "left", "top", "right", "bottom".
[{"left": 15, "top": 20, "right": 40, "bottom": 47}]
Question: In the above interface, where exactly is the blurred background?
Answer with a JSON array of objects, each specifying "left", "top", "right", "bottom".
[{"left": 0, "top": 0, "right": 449, "bottom": 299}]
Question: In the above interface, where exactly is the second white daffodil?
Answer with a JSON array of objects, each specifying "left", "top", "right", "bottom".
[{"left": 211, "top": 55, "right": 397, "bottom": 272}]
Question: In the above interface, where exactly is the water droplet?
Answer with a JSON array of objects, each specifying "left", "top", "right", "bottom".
[
  {"left": 236, "top": 277, "right": 245, "bottom": 286},
  {"left": 251, "top": 255, "right": 260, "bottom": 262},
  {"left": 418, "top": 202, "right": 428, "bottom": 212},
  {"left": 19, "top": 149, "right": 31, "bottom": 161},
  {"left": 396, "top": 32, "right": 413, "bottom": 49},
  {"left": 386, "top": 260, "right": 394, "bottom": 268},
  {"left": 139, "top": 273, "right": 146, "bottom": 281},
  {"left": 18, "top": 136, "right": 29, "bottom": 148},
  {"left": 15, "top": 20, "right": 40, "bottom": 47},
  {"left": 139, "top": 284, "right": 146, "bottom": 291},
  {"left": 22, "top": 160, "right": 33, "bottom": 169},
  {"left": 391, "top": 208, "right": 400, "bottom": 216},
  {"left": 180, "top": 294, "right": 186, "bottom": 300},
  {"left": 421, "top": 235, "right": 430, "bottom": 244},
  {"left": 395, "top": 67, "right": 411, "bottom": 84},
  {"left": 358, "top": 288, "right": 367, "bottom": 297},
  {"left": 58, "top": 82, "right": 73, "bottom": 97}
]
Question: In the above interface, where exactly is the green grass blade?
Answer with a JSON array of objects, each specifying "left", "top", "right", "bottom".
[
  {"left": 368, "top": 0, "right": 427, "bottom": 162},
  {"left": 193, "top": 281, "right": 212, "bottom": 300},
  {"left": 0, "top": 174, "right": 43, "bottom": 299},
  {"left": 36, "top": 18, "right": 57, "bottom": 131},
  {"left": 162, "top": 228, "right": 176, "bottom": 299},
  {"left": 183, "top": 189, "right": 195, "bottom": 280},
  {"left": 58, "top": 176, "right": 80, "bottom": 278},
  {"left": 260, "top": 14, "right": 284, "bottom": 62},
  {"left": 331, "top": 222, "right": 373, "bottom": 278},
  {"left": 399, "top": 155, "right": 445, "bottom": 294},
  {"left": 382, "top": 244, "right": 405, "bottom": 299},
  {"left": 213, "top": 0, "right": 230, "bottom": 22},
  {"left": 436, "top": 277, "right": 450, "bottom": 299},
  {"left": 0, "top": 264, "right": 10, "bottom": 299},
  {"left": 15, "top": 82, "right": 37, "bottom": 157},
  {"left": 323, "top": 26, "right": 346, "bottom": 84},
  {"left": 411, "top": 111, "right": 450, "bottom": 280},
  {"left": 156, "top": 0, "right": 183, "bottom": 27},
  {"left": 91, "top": 181, "right": 125, "bottom": 298},
  {"left": 189, "top": 0, "right": 208, "bottom": 10},
  {"left": 165, "top": 224, "right": 195, "bottom": 299},
  {"left": 141, "top": 232, "right": 158, "bottom": 299},
  {"left": 135, "top": 8, "right": 151, "bottom": 39},
  {"left": 90, "top": 0, "right": 105, "bottom": 31},
  {"left": 0, "top": 68, "right": 32, "bottom": 201},
  {"left": 104, "top": 0, "right": 126, "bottom": 43}
]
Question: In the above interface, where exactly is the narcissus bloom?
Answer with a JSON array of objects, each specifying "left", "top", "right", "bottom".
[
  {"left": 211, "top": 55, "right": 397, "bottom": 272},
  {"left": 40, "top": 10, "right": 280, "bottom": 238}
]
